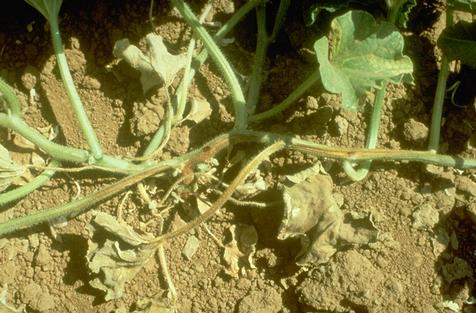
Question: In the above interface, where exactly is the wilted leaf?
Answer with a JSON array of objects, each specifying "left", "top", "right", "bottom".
[
  {"left": 183, "top": 99, "right": 212, "bottom": 124},
  {"left": 278, "top": 163, "right": 378, "bottom": 265},
  {"left": 0, "top": 143, "right": 25, "bottom": 192},
  {"left": 92, "top": 212, "right": 154, "bottom": 245},
  {"left": 438, "top": 21, "right": 476, "bottom": 68},
  {"left": 86, "top": 212, "right": 156, "bottom": 301},
  {"left": 222, "top": 224, "right": 258, "bottom": 277},
  {"left": 113, "top": 33, "right": 187, "bottom": 94},
  {"left": 314, "top": 10, "right": 413, "bottom": 110}
]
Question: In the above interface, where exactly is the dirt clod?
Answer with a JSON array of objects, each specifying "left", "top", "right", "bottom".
[
  {"left": 412, "top": 203, "right": 440, "bottom": 229},
  {"left": 237, "top": 286, "right": 282, "bottom": 313},
  {"left": 403, "top": 118, "right": 429, "bottom": 143},
  {"left": 22, "top": 282, "right": 55, "bottom": 312},
  {"left": 331, "top": 115, "right": 349, "bottom": 136}
]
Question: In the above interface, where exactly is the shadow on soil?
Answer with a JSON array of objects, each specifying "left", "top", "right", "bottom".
[{"left": 435, "top": 204, "right": 476, "bottom": 311}]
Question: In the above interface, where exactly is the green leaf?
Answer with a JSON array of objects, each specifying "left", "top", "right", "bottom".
[
  {"left": 438, "top": 21, "right": 476, "bottom": 68},
  {"left": 448, "top": 0, "right": 476, "bottom": 13},
  {"left": 314, "top": 10, "right": 413, "bottom": 110}
]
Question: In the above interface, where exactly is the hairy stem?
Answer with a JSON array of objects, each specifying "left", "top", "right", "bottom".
[
  {"left": 0, "top": 113, "right": 147, "bottom": 171},
  {"left": 232, "top": 129, "right": 476, "bottom": 169},
  {"left": 174, "top": 3, "right": 211, "bottom": 123},
  {"left": 0, "top": 164, "right": 172, "bottom": 237},
  {"left": 269, "top": 0, "right": 290, "bottom": 43}
]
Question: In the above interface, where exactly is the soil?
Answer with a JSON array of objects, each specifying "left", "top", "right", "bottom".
[{"left": 1, "top": 1, "right": 476, "bottom": 312}]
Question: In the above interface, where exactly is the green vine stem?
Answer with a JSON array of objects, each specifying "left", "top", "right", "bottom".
[
  {"left": 249, "top": 70, "right": 321, "bottom": 122},
  {"left": 0, "top": 159, "right": 59, "bottom": 206},
  {"left": 342, "top": 83, "right": 386, "bottom": 181},
  {"left": 144, "top": 0, "right": 257, "bottom": 156},
  {"left": 0, "top": 113, "right": 88, "bottom": 163},
  {"left": 247, "top": 0, "right": 290, "bottom": 114},
  {"left": 171, "top": 0, "right": 262, "bottom": 109},
  {"left": 0, "top": 78, "right": 21, "bottom": 116},
  {"left": 428, "top": 56, "right": 450, "bottom": 152},
  {"left": 215, "top": 0, "right": 264, "bottom": 39},
  {"left": 0, "top": 113, "right": 144, "bottom": 171},
  {"left": 268, "top": 0, "right": 290, "bottom": 43},
  {"left": 233, "top": 129, "right": 476, "bottom": 169},
  {"left": 171, "top": 0, "right": 248, "bottom": 129},
  {"left": 428, "top": 9, "right": 453, "bottom": 152},
  {"left": 142, "top": 124, "right": 167, "bottom": 159},
  {"left": 46, "top": 9, "right": 104, "bottom": 160},
  {"left": 0, "top": 163, "right": 173, "bottom": 237},
  {"left": 174, "top": 38, "right": 198, "bottom": 123},
  {"left": 246, "top": 4, "right": 268, "bottom": 114}
]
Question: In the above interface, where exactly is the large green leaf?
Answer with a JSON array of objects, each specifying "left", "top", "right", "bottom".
[
  {"left": 438, "top": 21, "right": 476, "bottom": 68},
  {"left": 314, "top": 10, "right": 413, "bottom": 110},
  {"left": 448, "top": 0, "right": 476, "bottom": 12}
]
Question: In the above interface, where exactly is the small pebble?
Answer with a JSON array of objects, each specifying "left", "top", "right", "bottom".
[{"left": 182, "top": 235, "right": 200, "bottom": 260}]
